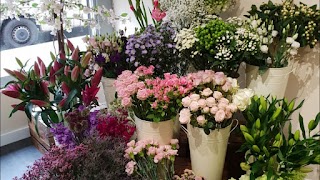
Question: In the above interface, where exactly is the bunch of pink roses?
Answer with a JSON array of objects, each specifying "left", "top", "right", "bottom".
[
  {"left": 124, "top": 139, "right": 179, "bottom": 179},
  {"left": 179, "top": 70, "right": 254, "bottom": 135},
  {"left": 115, "top": 65, "right": 194, "bottom": 122}
]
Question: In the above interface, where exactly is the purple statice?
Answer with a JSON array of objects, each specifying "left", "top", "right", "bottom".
[
  {"left": 126, "top": 22, "right": 187, "bottom": 76},
  {"left": 50, "top": 123, "right": 76, "bottom": 148}
]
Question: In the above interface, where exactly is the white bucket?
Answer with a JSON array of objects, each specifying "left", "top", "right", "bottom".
[
  {"left": 101, "top": 77, "right": 116, "bottom": 106},
  {"left": 245, "top": 64, "right": 292, "bottom": 98},
  {"left": 134, "top": 115, "right": 175, "bottom": 145},
  {"left": 182, "top": 121, "right": 237, "bottom": 180}
]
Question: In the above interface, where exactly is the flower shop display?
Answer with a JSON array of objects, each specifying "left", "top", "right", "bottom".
[
  {"left": 175, "top": 17, "right": 258, "bottom": 78},
  {"left": 244, "top": 0, "right": 320, "bottom": 98},
  {"left": 83, "top": 31, "right": 130, "bottom": 106},
  {"left": 115, "top": 65, "right": 194, "bottom": 145},
  {"left": 178, "top": 70, "right": 254, "bottom": 180},
  {"left": 124, "top": 139, "right": 179, "bottom": 180},
  {"left": 15, "top": 137, "right": 137, "bottom": 180},
  {"left": 159, "top": 0, "right": 237, "bottom": 29},
  {"left": 236, "top": 95, "right": 320, "bottom": 180}
]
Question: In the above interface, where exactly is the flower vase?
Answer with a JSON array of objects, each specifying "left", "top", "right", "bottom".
[
  {"left": 101, "top": 77, "right": 116, "bottom": 107},
  {"left": 185, "top": 123, "right": 232, "bottom": 180},
  {"left": 245, "top": 64, "right": 292, "bottom": 98},
  {"left": 133, "top": 114, "right": 176, "bottom": 145}
]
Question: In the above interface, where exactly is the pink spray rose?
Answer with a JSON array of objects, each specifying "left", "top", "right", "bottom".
[
  {"left": 179, "top": 108, "right": 192, "bottom": 124},
  {"left": 182, "top": 96, "right": 192, "bottom": 107},
  {"left": 215, "top": 110, "right": 226, "bottom": 122},
  {"left": 213, "top": 91, "right": 223, "bottom": 100},
  {"left": 201, "top": 88, "right": 213, "bottom": 97},
  {"left": 189, "top": 101, "right": 199, "bottom": 112},
  {"left": 197, "top": 99, "right": 207, "bottom": 108},
  {"left": 210, "top": 106, "right": 219, "bottom": 115},
  {"left": 196, "top": 115, "right": 206, "bottom": 126}
]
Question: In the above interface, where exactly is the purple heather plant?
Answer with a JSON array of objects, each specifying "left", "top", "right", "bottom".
[{"left": 126, "top": 22, "right": 187, "bottom": 77}]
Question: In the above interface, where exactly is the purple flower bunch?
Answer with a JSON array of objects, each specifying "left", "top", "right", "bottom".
[
  {"left": 50, "top": 123, "right": 76, "bottom": 148},
  {"left": 126, "top": 22, "right": 187, "bottom": 76}
]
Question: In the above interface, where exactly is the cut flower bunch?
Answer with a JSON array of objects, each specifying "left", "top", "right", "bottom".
[
  {"left": 179, "top": 70, "right": 254, "bottom": 134},
  {"left": 115, "top": 65, "right": 194, "bottom": 122}
]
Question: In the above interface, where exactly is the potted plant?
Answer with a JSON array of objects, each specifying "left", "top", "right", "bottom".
[
  {"left": 114, "top": 65, "right": 194, "bottom": 145},
  {"left": 243, "top": 0, "right": 320, "bottom": 98},
  {"left": 175, "top": 17, "right": 258, "bottom": 78},
  {"left": 178, "top": 70, "right": 254, "bottom": 180},
  {"left": 235, "top": 95, "right": 320, "bottom": 180},
  {"left": 83, "top": 31, "right": 130, "bottom": 106}
]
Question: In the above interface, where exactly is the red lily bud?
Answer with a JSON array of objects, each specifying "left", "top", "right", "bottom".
[
  {"left": 53, "top": 60, "right": 63, "bottom": 72},
  {"left": 49, "top": 67, "right": 56, "bottom": 86},
  {"left": 39, "top": 61, "right": 46, "bottom": 78},
  {"left": 2, "top": 89, "right": 21, "bottom": 99},
  {"left": 60, "top": 51, "right": 66, "bottom": 60},
  {"left": 13, "top": 70, "right": 27, "bottom": 81},
  {"left": 71, "top": 66, "right": 80, "bottom": 82},
  {"left": 37, "top": 57, "right": 44, "bottom": 67},
  {"left": 40, "top": 81, "right": 50, "bottom": 96},
  {"left": 34, "top": 62, "right": 40, "bottom": 77},
  {"left": 81, "top": 51, "right": 92, "bottom": 67},
  {"left": 130, "top": 5, "right": 135, "bottom": 11},
  {"left": 57, "top": 98, "right": 67, "bottom": 109},
  {"left": 64, "top": 66, "right": 70, "bottom": 76},
  {"left": 30, "top": 100, "right": 50, "bottom": 107},
  {"left": 91, "top": 68, "right": 103, "bottom": 87},
  {"left": 61, "top": 82, "right": 70, "bottom": 95},
  {"left": 11, "top": 103, "right": 26, "bottom": 111},
  {"left": 71, "top": 47, "right": 80, "bottom": 61},
  {"left": 67, "top": 39, "right": 75, "bottom": 52},
  {"left": 4, "top": 68, "right": 15, "bottom": 77},
  {"left": 7, "top": 84, "right": 21, "bottom": 91}
]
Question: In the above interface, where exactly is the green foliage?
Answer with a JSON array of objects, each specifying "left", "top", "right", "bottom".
[{"left": 240, "top": 95, "right": 320, "bottom": 179}]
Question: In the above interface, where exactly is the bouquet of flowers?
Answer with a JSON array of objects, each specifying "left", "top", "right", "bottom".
[
  {"left": 126, "top": 22, "right": 187, "bottom": 76},
  {"left": 244, "top": 0, "right": 320, "bottom": 70},
  {"left": 159, "top": 0, "right": 237, "bottom": 29},
  {"left": 179, "top": 70, "right": 254, "bottom": 134},
  {"left": 236, "top": 96, "right": 320, "bottom": 180},
  {"left": 115, "top": 65, "right": 194, "bottom": 122},
  {"left": 124, "top": 139, "right": 179, "bottom": 179},
  {"left": 176, "top": 17, "right": 257, "bottom": 77},
  {"left": 83, "top": 31, "right": 131, "bottom": 78}
]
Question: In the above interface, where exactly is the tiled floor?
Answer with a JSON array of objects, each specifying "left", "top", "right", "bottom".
[{"left": 0, "top": 138, "right": 42, "bottom": 180}]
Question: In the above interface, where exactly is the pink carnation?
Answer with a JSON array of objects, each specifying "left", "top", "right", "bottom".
[{"left": 125, "top": 161, "right": 136, "bottom": 175}]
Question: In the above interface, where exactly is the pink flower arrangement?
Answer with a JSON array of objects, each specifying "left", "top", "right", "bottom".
[
  {"left": 115, "top": 65, "right": 194, "bottom": 122},
  {"left": 179, "top": 70, "right": 254, "bottom": 134},
  {"left": 124, "top": 139, "right": 179, "bottom": 179}
]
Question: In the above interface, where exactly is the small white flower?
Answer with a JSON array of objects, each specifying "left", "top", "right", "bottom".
[
  {"left": 271, "top": 30, "right": 278, "bottom": 37},
  {"left": 260, "top": 45, "right": 269, "bottom": 53},
  {"left": 286, "top": 37, "right": 294, "bottom": 44},
  {"left": 291, "top": 41, "right": 300, "bottom": 49},
  {"left": 266, "top": 57, "right": 272, "bottom": 64},
  {"left": 293, "top": 33, "right": 299, "bottom": 40},
  {"left": 251, "top": 20, "right": 258, "bottom": 29}
]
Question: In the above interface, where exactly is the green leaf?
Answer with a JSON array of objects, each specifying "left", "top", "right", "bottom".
[
  {"left": 120, "top": 13, "right": 128, "bottom": 17},
  {"left": 41, "top": 112, "right": 51, "bottom": 128},
  {"left": 204, "top": 128, "right": 210, "bottom": 135},
  {"left": 146, "top": 114, "right": 155, "bottom": 119},
  {"left": 47, "top": 110, "right": 59, "bottom": 123},
  {"left": 31, "top": 3, "right": 38, "bottom": 8},
  {"left": 161, "top": 111, "right": 165, "bottom": 117},
  {"left": 299, "top": 114, "right": 306, "bottom": 139},
  {"left": 16, "top": 58, "right": 23, "bottom": 68},
  {"left": 25, "top": 102, "right": 33, "bottom": 121},
  {"left": 50, "top": 52, "right": 56, "bottom": 61},
  {"left": 208, "top": 122, "right": 214, "bottom": 129},
  {"left": 65, "top": 89, "right": 78, "bottom": 108},
  {"left": 314, "top": 112, "right": 320, "bottom": 127}
]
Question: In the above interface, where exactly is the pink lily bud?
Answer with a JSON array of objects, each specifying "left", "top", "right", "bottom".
[
  {"left": 34, "top": 62, "right": 40, "bottom": 77},
  {"left": 13, "top": 70, "right": 27, "bottom": 81},
  {"left": 49, "top": 67, "right": 56, "bottom": 86},
  {"left": 11, "top": 103, "right": 26, "bottom": 111},
  {"left": 40, "top": 81, "right": 50, "bottom": 96},
  {"left": 64, "top": 66, "right": 70, "bottom": 76},
  {"left": 130, "top": 5, "right": 135, "bottom": 11},
  {"left": 4, "top": 68, "right": 15, "bottom": 77},
  {"left": 7, "top": 84, "right": 21, "bottom": 91},
  {"left": 53, "top": 60, "right": 63, "bottom": 72},
  {"left": 151, "top": 8, "right": 166, "bottom": 22},
  {"left": 30, "top": 100, "right": 50, "bottom": 107},
  {"left": 39, "top": 61, "right": 46, "bottom": 78},
  {"left": 37, "top": 57, "right": 44, "bottom": 67},
  {"left": 71, "top": 47, "right": 80, "bottom": 61},
  {"left": 81, "top": 51, "right": 92, "bottom": 67},
  {"left": 67, "top": 39, "right": 75, "bottom": 52},
  {"left": 61, "top": 82, "right": 70, "bottom": 95},
  {"left": 91, "top": 68, "right": 103, "bottom": 87},
  {"left": 2, "top": 89, "right": 21, "bottom": 99},
  {"left": 57, "top": 98, "right": 67, "bottom": 109},
  {"left": 71, "top": 66, "right": 80, "bottom": 82},
  {"left": 59, "top": 51, "right": 66, "bottom": 60}
]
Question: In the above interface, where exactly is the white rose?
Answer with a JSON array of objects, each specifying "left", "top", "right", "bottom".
[
  {"left": 182, "top": 97, "right": 192, "bottom": 107},
  {"left": 179, "top": 108, "right": 191, "bottom": 124},
  {"left": 206, "top": 97, "right": 216, "bottom": 107},
  {"left": 291, "top": 41, "right": 300, "bottom": 49},
  {"left": 198, "top": 99, "right": 207, "bottom": 108},
  {"left": 286, "top": 37, "right": 294, "bottom": 44},
  {"left": 201, "top": 88, "right": 213, "bottom": 97},
  {"left": 289, "top": 49, "right": 298, "bottom": 56},
  {"left": 260, "top": 45, "right": 269, "bottom": 54},
  {"left": 203, "top": 107, "right": 210, "bottom": 113},
  {"left": 271, "top": 30, "right": 278, "bottom": 37},
  {"left": 190, "top": 94, "right": 200, "bottom": 101},
  {"left": 232, "top": 88, "right": 254, "bottom": 111},
  {"left": 189, "top": 101, "right": 199, "bottom": 112}
]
